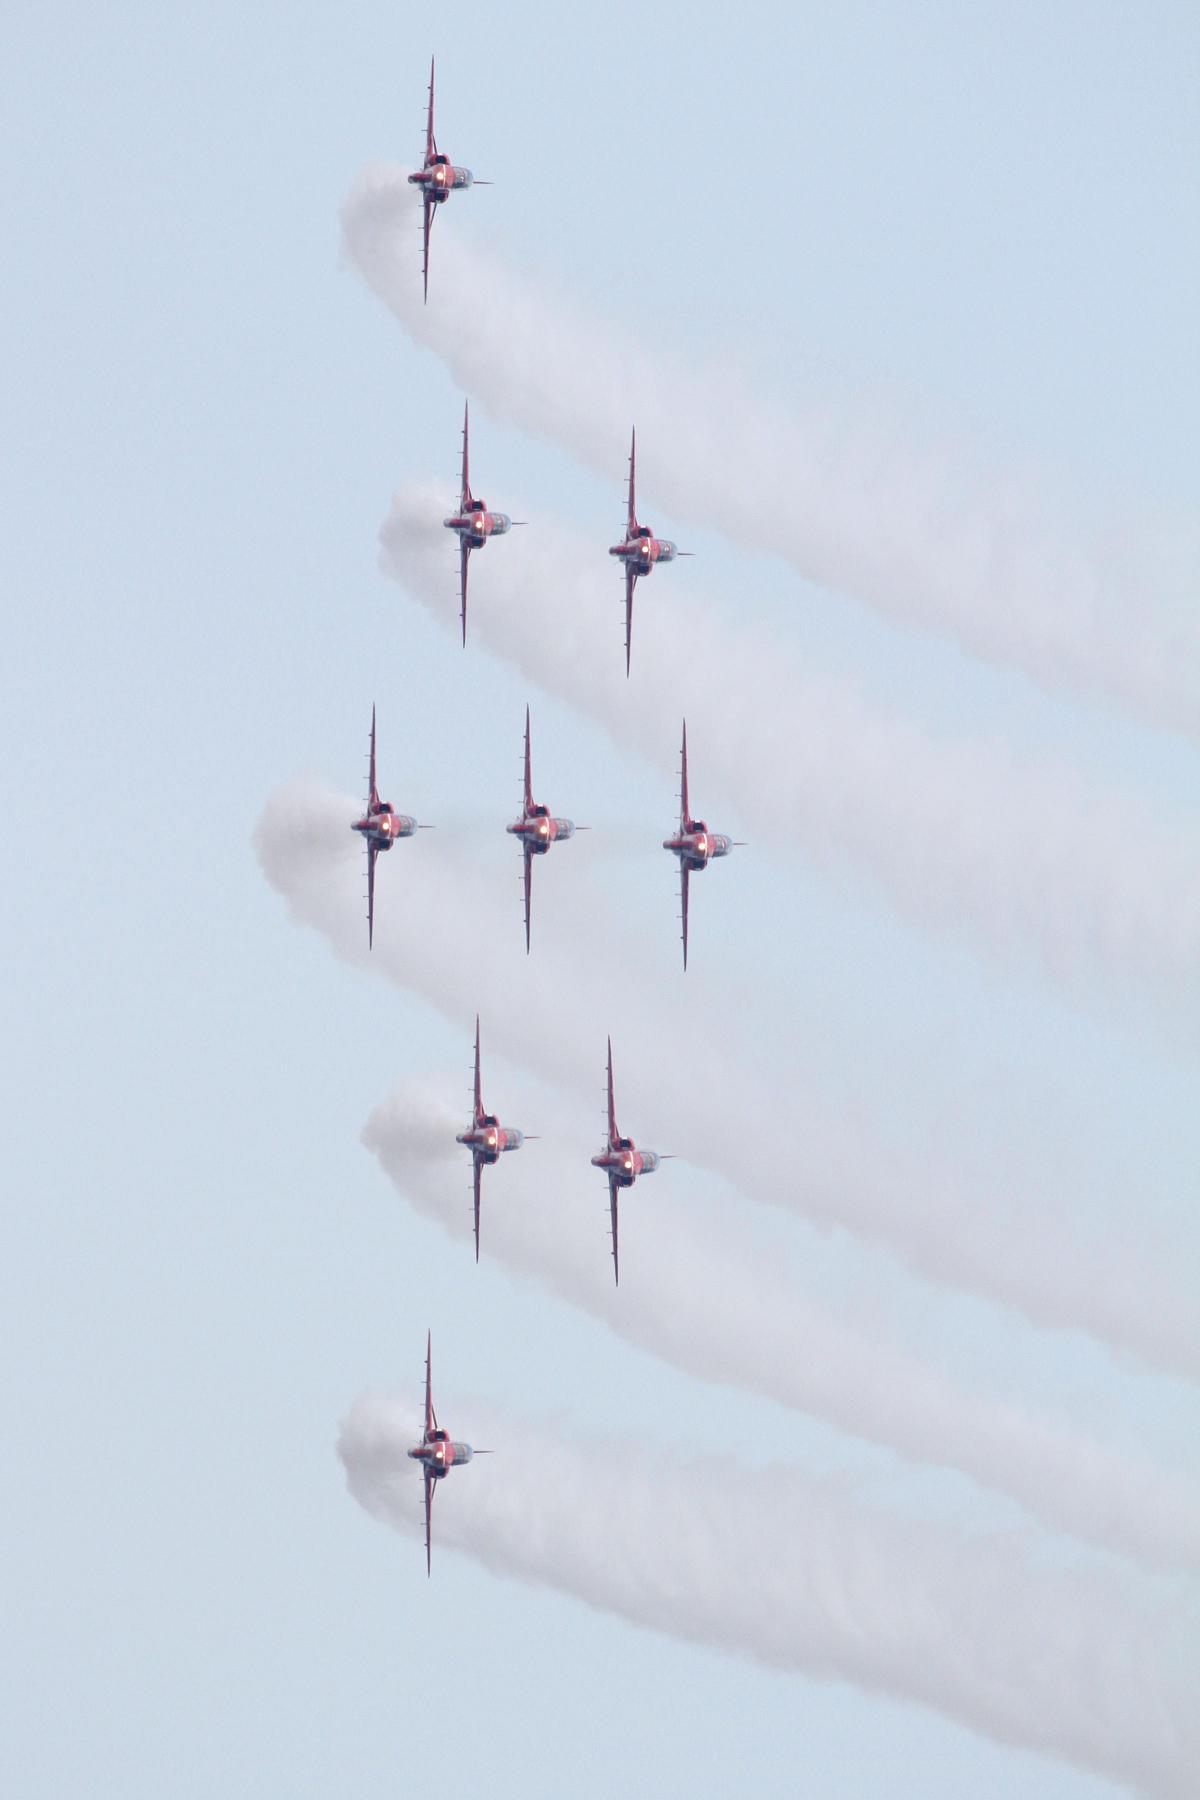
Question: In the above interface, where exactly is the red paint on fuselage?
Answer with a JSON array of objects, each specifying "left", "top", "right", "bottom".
[
  {"left": 663, "top": 825, "right": 732, "bottom": 870},
  {"left": 508, "top": 806, "right": 573, "bottom": 852},
  {"left": 591, "top": 1141, "right": 660, "bottom": 1185},
  {"left": 408, "top": 1432, "right": 473, "bottom": 1474},
  {"left": 445, "top": 506, "right": 510, "bottom": 545},
  {"left": 609, "top": 533, "right": 676, "bottom": 571},
  {"left": 456, "top": 1120, "right": 523, "bottom": 1162},
  {"left": 352, "top": 803, "right": 416, "bottom": 850},
  {"left": 408, "top": 158, "right": 474, "bottom": 198}
]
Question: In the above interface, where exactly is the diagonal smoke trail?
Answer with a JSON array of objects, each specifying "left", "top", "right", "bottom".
[
  {"left": 363, "top": 1083, "right": 1200, "bottom": 1575},
  {"left": 253, "top": 779, "right": 1200, "bottom": 1376},
  {"left": 342, "top": 166, "right": 1200, "bottom": 742},
  {"left": 378, "top": 485, "right": 1200, "bottom": 1035},
  {"left": 340, "top": 1393, "right": 1200, "bottom": 1798}
]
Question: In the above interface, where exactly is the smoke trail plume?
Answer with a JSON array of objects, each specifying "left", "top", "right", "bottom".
[
  {"left": 340, "top": 1394, "right": 1200, "bottom": 1796},
  {"left": 364, "top": 1083, "right": 1200, "bottom": 1575},
  {"left": 343, "top": 166, "right": 1200, "bottom": 741},
  {"left": 254, "top": 779, "right": 1200, "bottom": 1376},
  {"left": 378, "top": 485, "right": 1200, "bottom": 1035}
]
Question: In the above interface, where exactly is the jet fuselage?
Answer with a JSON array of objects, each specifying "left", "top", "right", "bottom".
[
  {"left": 609, "top": 529, "right": 677, "bottom": 572},
  {"left": 591, "top": 1139, "right": 661, "bottom": 1188},
  {"left": 445, "top": 501, "right": 512, "bottom": 548},
  {"left": 457, "top": 1118, "right": 525, "bottom": 1165},
  {"left": 663, "top": 823, "right": 733, "bottom": 871},
  {"left": 408, "top": 1430, "right": 476, "bottom": 1476},
  {"left": 507, "top": 804, "right": 575, "bottom": 854},
  {"left": 352, "top": 801, "right": 417, "bottom": 851},
  {"left": 408, "top": 156, "right": 475, "bottom": 199}
]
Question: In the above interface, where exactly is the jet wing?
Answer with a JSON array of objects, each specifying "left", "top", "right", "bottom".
[
  {"left": 626, "top": 426, "right": 638, "bottom": 533},
  {"left": 366, "top": 839, "right": 377, "bottom": 950},
  {"left": 473, "top": 1015, "right": 484, "bottom": 1123},
  {"left": 424, "top": 1329, "right": 437, "bottom": 1437},
  {"left": 459, "top": 540, "right": 470, "bottom": 647},
  {"left": 421, "top": 193, "right": 434, "bottom": 305},
  {"left": 624, "top": 564, "right": 636, "bottom": 678},
  {"left": 423, "top": 1464, "right": 436, "bottom": 1576},
  {"left": 473, "top": 1156, "right": 483, "bottom": 1262},
  {"left": 679, "top": 861, "right": 690, "bottom": 971},
  {"left": 460, "top": 400, "right": 472, "bottom": 510},
  {"left": 368, "top": 705, "right": 380, "bottom": 812},
  {"left": 523, "top": 843, "right": 533, "bottom": 956},
  {"left": 523, "top": 705, "right": 533, "bottom": 813},
  {"left": 679, "top": 719, "right": 690, "bottom": 830},
  {"left": 606, "top": 1037, "right": 618, "bottom": 1144},
  {"left": 424, "top": 56, "right": 438, "bottom": 164},
  {"left": 608, "top": 1175, "right": 621, "bottom": 1286}
]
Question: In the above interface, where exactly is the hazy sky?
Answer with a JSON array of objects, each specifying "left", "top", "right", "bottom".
[{"left": 3, "top": 3, "right": 1198, "bottom": 1796}]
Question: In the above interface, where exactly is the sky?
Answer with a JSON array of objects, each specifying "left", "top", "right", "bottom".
[{"left": 2, "top": 2, "right": 1198, "bottom": 1796}]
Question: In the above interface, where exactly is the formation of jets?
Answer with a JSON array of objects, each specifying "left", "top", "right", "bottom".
[
  {"left": 409, "top": 67, "right": 686, "bottom": 675},
  {"left": 353, "top": 708, "right": 734, "bottom": 963},
  {"left": 415, "top": 1022, "right": 664, "bottom": 1566},
  {"left": 334, "top": 63, "right": 749, "bottom": 1572}
]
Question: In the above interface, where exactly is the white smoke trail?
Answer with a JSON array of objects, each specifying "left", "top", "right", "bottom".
[
  {"left": 378, "top": 485, "right": 1200, "bottom": 1034},
  {"left": 253, "top": 779, "right": 1200, "bottom": 1375},
  {"left": 363, "top": 1083, "right": 1200, "bottom": 1575},
  {"left": 342, "top": 166, "right": 1200, "bottom": 742},
  {"left": 339, "top": 1393, "right": 1200, "bottom": 1797}
]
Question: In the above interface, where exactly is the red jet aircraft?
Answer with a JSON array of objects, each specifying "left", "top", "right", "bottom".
[
  {"left": 590, "top": 1038, "right": 666, "bottom": 1285},
  {"left": 407, "top": 1332, "right": 489, "bottom": 1576},
  {"left": 608, "top": 427, "right": 689, "bottom": 676},
  {"left": 444, "top": 401, "right": 521, "bottom": 647},
  {"left": 456, "top": 1016, "right": 532, "bottom": 1261},
  {"left": 662, "top": 720, "right": 741, "bottom": 969},
  {"left": 506, "top": 706, "right": 583, "bottom": 953},
  {"left": 407, "top": 58, "right": 488, "bottom": 303},
  {"left": 350, "top": 706, "right": 431, "bottom": 948}
]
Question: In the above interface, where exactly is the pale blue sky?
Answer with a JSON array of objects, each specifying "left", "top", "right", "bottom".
[{"left": 2, "top": 2, "right": 1197, "bottom": 1795}]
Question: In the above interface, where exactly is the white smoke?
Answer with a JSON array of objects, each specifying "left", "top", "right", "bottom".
[
  {"left": 343, "top": 165, "right": 1200, "bottom": 742},
  {"left": 340, "top": 1392, "right": 1200, "bottom": 1797},
  {"left": 252, "top": 778, "right": 1200, "bottom": 1375},
  {"left": 363, "top": 1083, "right": 1200, "bottom": 1575}
]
